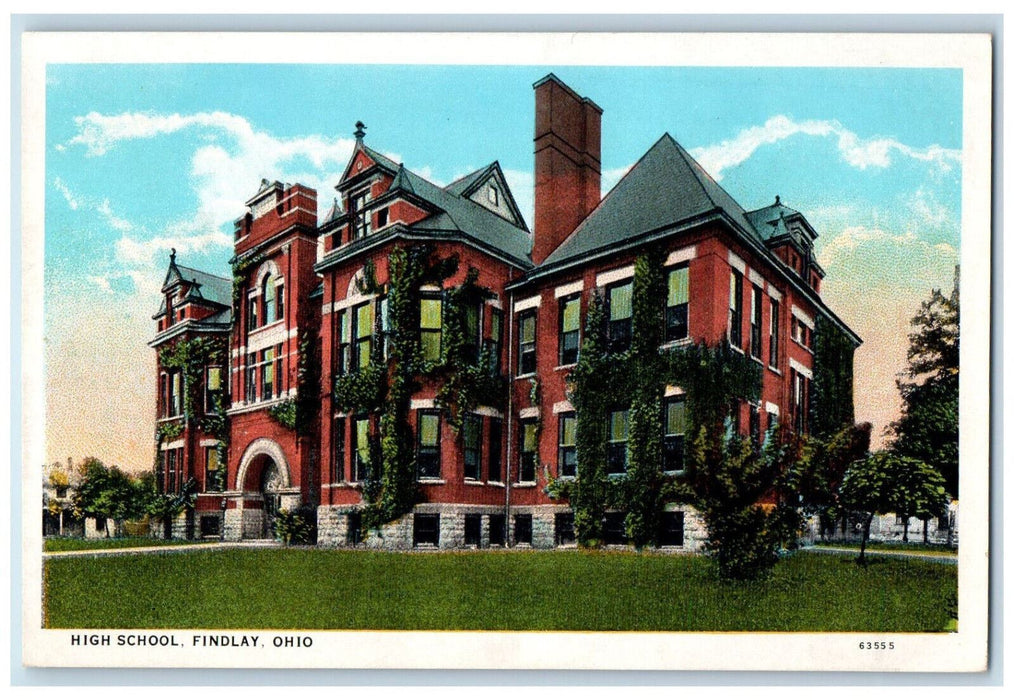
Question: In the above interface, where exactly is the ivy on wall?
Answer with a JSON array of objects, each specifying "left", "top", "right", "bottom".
[
  {"left": 157, "top": 336, "right": 230, "bottom": 492},
  {"left": 267, "top": 331, "right": 321, "bottom": 436},
  {"left": 333, "top": 244, "right": 505, "bottom": 529},
  {"left": 810, "top": 314, "right": 856, "bottom": 439}
]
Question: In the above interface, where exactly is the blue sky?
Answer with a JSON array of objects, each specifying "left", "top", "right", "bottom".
[{"left": 44, "top": 64, "right": 963, "bottom": 469}]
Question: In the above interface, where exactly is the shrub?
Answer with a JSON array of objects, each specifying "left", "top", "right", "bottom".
[{"left": 273, "top": 505, "right": 317, "bottom": 545}]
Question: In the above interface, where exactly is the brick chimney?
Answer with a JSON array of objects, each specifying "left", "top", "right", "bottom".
[{"left": 532, "top": 74, "right": 602, "bottom": 265}]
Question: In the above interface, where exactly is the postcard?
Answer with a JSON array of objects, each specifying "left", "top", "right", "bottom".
[{"left": 19, "top": 31, "right": 992, "bottom": 672}]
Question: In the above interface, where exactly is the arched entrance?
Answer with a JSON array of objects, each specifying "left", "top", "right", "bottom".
[
  {"left": 235, "top": 438, "right": 297, "bottom": 540},
  {"left": 260, "top": 459, "right": 284, "bottom": 539}
]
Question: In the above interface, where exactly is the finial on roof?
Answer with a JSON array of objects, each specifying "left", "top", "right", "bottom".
[
  {"left": 775, "top": 195, "right": 781, "bottom": 205},
  {"left": 354, "top": 121, "right": 366, "bottom": 141},
  {"left": 170, "top": 247, "right": 176, "bottom": 263}
]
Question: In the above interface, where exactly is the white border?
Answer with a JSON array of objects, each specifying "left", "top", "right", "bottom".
[{"left": 20, "top": 31, "right": 992, "bottom": 673}]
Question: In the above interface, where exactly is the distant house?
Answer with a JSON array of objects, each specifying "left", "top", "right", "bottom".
[
  {"left": 42, "top": 458, "right": 83, "bottom": 537},
  {"left": 149, "top": 74, "right": 860, "bottom": 549}
]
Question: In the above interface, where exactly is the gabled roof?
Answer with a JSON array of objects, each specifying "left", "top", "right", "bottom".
[
  {"left": 443, "top": 161, "right": 528, "bottom": 230},
  {"left": 157, "top": 252, "right": 233, "bottom": 316},
  {"left": 325, "top": 146, "right": 533, "bottom": 267},
  {"left": 540, "top": 133, "right": 764, "bottom": 269}
]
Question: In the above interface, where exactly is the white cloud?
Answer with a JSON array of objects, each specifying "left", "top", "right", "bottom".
[
  {"left": 114, "top": 228, "right": 233, "bottom": 268},
  {"left": 97, "top": 199, "right": 133, "bottom": 233},
  {"left": 819, "top": 224, "right": 957, "bottom": 273},
  {"left": 85, "top": 275, "right": 113, "bottom": 293},
  {"left": 690, "top": 115, "right": 961, "bottom": 181},
  {"left": 53, "top": 177, "right": 79, "bottom": 210}
]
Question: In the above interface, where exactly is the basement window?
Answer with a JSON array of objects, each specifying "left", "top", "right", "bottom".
[{"left": 413, "top": 514, "right": 440, "bottom": 547}]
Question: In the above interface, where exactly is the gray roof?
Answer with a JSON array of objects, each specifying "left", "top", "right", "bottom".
[
  {"left": 345, "top": 145, "right": 533, "bottom": 265},
  {"left": 157, "top": 256, "right": 233, "bottom": 318},
  {"left": 745, "top": 198, "right": 816, "bottom": 242},
  {"left": 541, "top": 134, "right": 764, "bottom": 268}
]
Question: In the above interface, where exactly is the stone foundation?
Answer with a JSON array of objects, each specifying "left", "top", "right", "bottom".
[{"left": 316, "top": 503, "right": 706, "bottom": 552}]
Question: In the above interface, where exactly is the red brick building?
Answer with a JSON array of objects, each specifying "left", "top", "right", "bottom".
[{"left": 150, "top": 74, "right": 859, "bottom": 547}]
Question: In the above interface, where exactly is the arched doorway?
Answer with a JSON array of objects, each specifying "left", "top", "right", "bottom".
[
  {"left": 260, "top": 459, "right": 284, "bottom": 539},
  {"left": 235, "top": 438, "right": 297, "bottom": 540}
]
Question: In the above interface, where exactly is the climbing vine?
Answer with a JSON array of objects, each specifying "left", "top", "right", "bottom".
[
  {"left": 157, "top": 336, "right": 230, "bottom": 491},
  {"left": 231, "top": 252, "right": 266, "bottom": 310},
  {"left": 810, "top": 314, "right": 857, "bottom": 439},
  {"left": 334, "top": 244, "right": 504, "bottom": 529},
  {"left": 565, "top": 251, "right": 767, "bottom": 551},
  {"left": 267, "top": 331, "right": 321, "bottom": 436}
]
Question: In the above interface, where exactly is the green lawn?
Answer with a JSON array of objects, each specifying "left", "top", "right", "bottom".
[
  {"left": 43, "top": 549, "right": 956, "bottom": 632},
  {"left": 812, "top": 541, "right": 957, "bottom": 554},
  {"left": 43, "top": 536, "right": 204, "bottom": 552}
]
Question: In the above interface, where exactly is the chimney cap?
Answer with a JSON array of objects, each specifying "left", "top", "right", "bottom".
[{"left": 532, "top": 73, "right": 603, "bottom": 114}]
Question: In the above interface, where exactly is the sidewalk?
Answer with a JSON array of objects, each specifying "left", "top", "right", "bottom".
[
  {"left": 42, "top": 540, "right": 282, "bottom": 559},
  {"left": 802, "top": 544, "right": 958, "bottom": 565}
]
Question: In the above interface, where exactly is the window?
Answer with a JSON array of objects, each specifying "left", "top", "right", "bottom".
[
  {"left": 352, "top": 301, "right": 374, "bottom": 371},
  {"left": 518, "top": 310, "right": 536, "bottom": 375},
  {"left": 488, "top": 418, "right": 503, "bottom": 482},
  {"left": 558, "top": 412, "right": 577, "bottom": 478},
  {"left": 420, "top": 294, "right": 443, "bottom": 363},
  {"left": 166, "top": 449, "right": 178, "bottom": 494},
  {"left": 336, "top": 310, "right": 350, "bottom": 375},
  {"left": 416, "top": 411, "right": 441, "bottom": 479},
  {"left": 769, "top": 299, "right": 780, "bottom": 369},
  {"left": 463, "top": 414, "right": 482, "bottom": 481},
  {"left": 247, "top": 294, "right": 259, "bottom": 331},
  {"left": 205, "top": 366, "right": 222, "bottom": 414},
  {"left": 352, "top": 415, "right": 372, "bottom": 482},
  {"left": 413, "top": 513, "right": 440, "bottom": 547},
  {"left": 245, "top": 353, "right": 256, "bottom": 402},
  {"left": 749, "top": 403, "right": 762, "bottom": 448},
  {"left": 729, "top": 270, "right": 743, "bottom": 348},
  {"left": 485, "top": 308, "right": 503, "bottom": 373},
  {"left": 606, "top": 280, "right": 633, "bottom": 353},
  {"left": 792, "top": 370, "right": 809, "bottom": 434},
  {"left": 657, "top": 512, "right": 685, "bottom": 547},
  {"left": 663, "top": 397, "right": 686, "bottom": 473},
  {"left": 464, "top": 514, "right": 482, "bottom": 547},
  {"left": 377, "top": 207, "right": 388, "bottom": 228},
  {"left": 350, "top": 189, "right": 370, "bottom": 239},
  {"left": 792, "top": 316, "right": 812, "bottom": 349},
  {"left": 488, "top": 514, "right": 506, "bottom": 546},
  {"left": 750, "top": 285, "right": 763, "bottom": 359},
  {"left": 277, "top": 283, "right": 285, "bottom": 322},
  {"left": 665, "top": 265, "right": 690, "bottom": 342},
  {"left": 274, "top": 343, "right": 284, "bottom": 396},
  {"left": 514, "top": 514, "right": 533, "bottom": 545},
  {"left": 331, "top": 416, "right": 345, "bottom": 483},
  {"left": 200, "top": 515, "right": 220, "bottom": 538},
  {"left": 463, "top": 302, "right": 481, "bottom": 364},
  {"left": 558, "top": 294, "right": 581, "bottom": 365},
  {"left": 347, "top": 512, "right": 363, "bottom": 545},
  {"left": 205, "top": 446, "right": 221, "bottom": 491},
  {"left": 260, "top": 347, "right": 275, "bottom": 400},
  {"left": 519, "top": 419, "right": 538, "bottom": 482},
  {"left": 607, "top": 409, "right": 630, "bottom": 474},
  {"left": 488, "top": 184, "right": 499, "bottom": 205},
  {"left": 262, "top": 274, "right": 277, "bottom": 324},
  {"left": 602, "top": 512, "right": 627, "bottom": 545},
  {"left": 170, "top": 371, "right": 182, "bottom": 416},
  {"left": 555, "top": 512, "right": 576, "bottom": 546}
]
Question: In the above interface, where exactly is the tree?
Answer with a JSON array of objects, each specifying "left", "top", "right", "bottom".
[
  {"left": 890, "top": 267, "right": 959, "bottom": 495},
  {"left": 839, "top": 452, "right": 898, "bottom": 564},
  {"left": 72, "top": 457, "right": 144, "bottom": 537},
  {"left": 886, "top": 455, "right": 950, "bottom": 543},
  {"left": 797, "top": 422, "right": 872, "bottom": 539}
]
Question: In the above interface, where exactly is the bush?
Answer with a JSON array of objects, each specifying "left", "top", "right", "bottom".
[{"left": 273, "top": 505, "right": 317, "bottom": 545}]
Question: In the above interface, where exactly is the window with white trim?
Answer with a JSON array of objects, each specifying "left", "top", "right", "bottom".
[
  {"left": 729, "top": 270, "right": 743, "bottom": 348},
  {"left": 665, "top": 265, "right": 689, "bottom": 342},
  {"left": 607, "top": 408, "right": 630, "bottom": 474},
  {"left": 419, "top": 294, "right": 442, "bottom": 363},
  {"left": 558, "top": 412, "right": 577, "bottom": 478},
  {"left": 416, "top": 410, "right": 442, "bottom": 479},
  {"left": 750, "top": 285, "right": 763, "bottom": 360},
  {"left": 463, "top": 414, "right": 482, "bottom": 481},
  {"left": 558, "top": 294, "right": 581, "bottom": 365},
  {"left": 606, "top": 280, "right": 633, "bottom": 353},
  {"left": 518, "top": 310, "right": 537, "bottom": 375},
  {"left": 769, "top": 299, "right": 780, "bottom": 369},
  {"left": 663, "top": 397, "right": 686, "bottom": 473}
]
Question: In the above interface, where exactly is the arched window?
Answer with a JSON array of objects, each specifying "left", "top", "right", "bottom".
[{"left": 262, "top": 273, "right": 276, "bottom": 323}]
